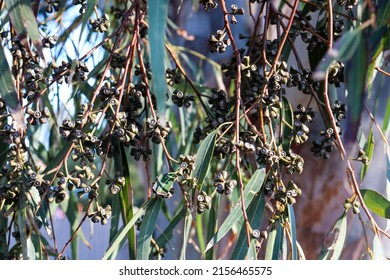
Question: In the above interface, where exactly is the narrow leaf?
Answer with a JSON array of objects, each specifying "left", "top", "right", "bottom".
[
  {"left": 0, "top": 44, "right": 26, "bottom": 133},
  {"left": 246, "top": 239, "right": 258, "bottom": 260},
  {"left": 360, "top": 189, "right": 390, "bottom": 219},
  {"left": 102, "top": 199, "right": 153, "bottom": 260},
  {"left": 5, "top": 0, "right": 44, "bottom": 59},
  {"left": 205, "top": 168, "right": 266, "bottom": 253},
  {"left": 147, "top": 0, "right": 169, "bottom": 115},
  {"left": 314, "top": 29, "right": 362, "bottom": 78},
  {"left": 265, "top": 222, "right": 283, "bottom": 260},
  {"left": 155, "top": 203, "right": 186, "bottom": 249},
  {"left": 360, "top": 129, "right": 374, "bottom": 179},
  {"left": 319, "top": 212, "right": 347, "bottom": 260},
  {"left": 180, "top": 209, "right": 192, "bottom": 260},
  {"left": 232, "top": 190, "right": 265, "bottom": 259},
  {"left": 193, "top": 130, "right": 217, "bottom": 188},
  {"left": 287, "top": 204, "right": 297, "bottom": 260},
  {"left": 373, "top": 234, "right": 386, "bottom": 260},
  {"left": 136, "top": 197, "right": 163, "bottom": 260}
]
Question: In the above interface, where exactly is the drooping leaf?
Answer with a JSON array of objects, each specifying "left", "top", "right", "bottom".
[
  {"left": 0, "top": 44, "right": 26, "bottom": 133},
  {"left": 116, "top": 144, "right": 136, "bottom": 260},
  {"left": 360, "top": 129, "right": 374, "bottom": 179},
  {"left": 360, "top": 189, "right": 390, "bottom": 219},
  {"left": 5, "top": 0, "right": 44, "bottom": 59},
  {"left": 155, "top": 202, "right": 186, "bottom": 249},
  {"left": 136, "top": 197, "right": 163, "bottom": 260},
  {"left": 246, "top": 239, "right": 258, "bottom": 260},
  {"left": 193, "top": 129, "right": 217, "bottom": 188},
  {"left": 204, "top": 168, "right": 266, "bottom": 253},
  {"left": 319, "top": 212, "right": 347, "bottom": 260},
  {"left": 147, "top": 0, "right": 169, "bottom": 115},
  {"left": 180, "top": 209, "right": 192, "bottom": 260},
  {"left": 232, "top": 190, "right": 265, "bottom": 260},
  {"left": 287, "top": 204, "right": 297, "bottom": 260},
  {"left": 26, "top": 187, "right": 52, "bottom": 238},
  {"left": 102, "top": 198, "right": 154, "bottom": 260},
  {"left": 265, "top": 222, "right": 283, "bottom": 260},
  {"left": 314, "top": 29, "right": 362, "bottom": 77}
]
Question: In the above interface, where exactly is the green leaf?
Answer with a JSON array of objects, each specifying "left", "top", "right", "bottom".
[
  {"left": 287, "top": 204, "right": 298, "bottom": 260},
  {"left": 204, "top": 168, "right": 266, "bottom": 253},
  {"left": 79, "top": 0, "right": 97, "bottom": 41},
  {"left": 314, "top": 29, "right": 362, "bottom": 77},
  {"left": 360, "top": 129, "right": 374, "bottom": 179},
  {"left": 117, "top": 144, "right": 136, "bottom": 259},
  {"left": 180, "top": 209, "right": 192, "bottom": 260},
  {"left": 147, "top": 0, "right": 168, "bottom": 115},
  {"left": 265, "top": 222, "right": 283, "bottom": 260},
  {"left": 26, "top": 187, "right": 52, "bottom": 238},
  {"left": 136, "top": 197, "right": 163, "bottom": 260},
  {"left": 232, "top": 190, "right": 265, "bottom": 260},
  {"left": 5, "top": 0, "right": 44, "bottom": 59},
  {"left": 155, "top": 202, "right": 186, "bottom": 249},
  {"left": 102, "top": 198, "right": 153, "bottom": 260},
  {"left": 246, "top": 239, "right": 258, "bottom": 260},
  {"left": 360, "top": 189, "right": 390, "bottom": 219},
  {"left": 193, "top": 130, "right": 217, "bottom": 188},
  {"left": 345, "top": 31, "right": 367, "bottom": 127},
  {"left": 152, "top": 172, "right": 177, "bottom": 198},
  {"left": 0, "top": 44, "right": 26, "bottom": 133},
  {"left": 319, "top": 212, "right": 347, "bottom": 260}
]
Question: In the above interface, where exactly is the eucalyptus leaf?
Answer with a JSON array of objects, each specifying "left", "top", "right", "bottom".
[
  {"left": 102, "top": 198, "right": 153, "bottom": 260},
  {"left": 0, "top": 44, "right": 26, "bottom": 133},
  {"left": 204, "top": 168, "right": 266, "bottom": 253},
  {"left": 232, "top": 190, "right": 265, "bottom": 260},
  {"left": 361, "top": 189, "right": 390, "bottom": 219},
  {"left": 148, "top": 0, "right": 169, "bottom": 116},
  {"left": 319, "top": 212, "right": 347, "bottom": 260},
  {"left": 136, "top": 197, "right": 163, "bottom": 260},
  {"left": 193, "top": 130, "right": 217, "bottom": 188}
]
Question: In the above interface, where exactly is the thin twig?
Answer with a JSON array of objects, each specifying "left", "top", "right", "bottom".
[{"left": 220, "top": 0, "right": 251, "bottom": 247}]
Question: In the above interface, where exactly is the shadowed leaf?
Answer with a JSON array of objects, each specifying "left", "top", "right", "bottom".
[{"left": 232, "top": 190, "right": 265, "bottom": 260}]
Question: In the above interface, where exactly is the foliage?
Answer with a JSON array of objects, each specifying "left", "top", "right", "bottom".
[{"left": 0, "top": 0, "right": 389, "bottom": 260}]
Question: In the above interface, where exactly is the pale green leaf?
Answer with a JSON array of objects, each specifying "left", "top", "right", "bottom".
[
  {"left": 319, "top": 212, "right": 347, "bottom": 260},
  {"left": 148, "top": 0, "right": 168, "bottom": 115}
]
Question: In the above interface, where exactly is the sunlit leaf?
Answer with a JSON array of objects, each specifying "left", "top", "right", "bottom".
[
  {"left": 288, "top": 204, "right": 297, "bottom": 260},
  {"left": 361, "top": 189, "right": 390, "bottom": 219},
  {"left": 319, "top": 212, "right": 347, "bottom": 260},
  {"left": 0, "top": 44, "right": 26, "bottom": 133},
  {"left": 148, "top": 0, "right": 169, "bottom": 115},
  {"left": 5, "top": 0, "right": 44, "bottom": 59}
]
